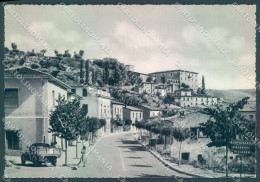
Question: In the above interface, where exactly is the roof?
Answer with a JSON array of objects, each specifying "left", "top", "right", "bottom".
[
  {"left": 111, "top": 100, "right": 124, "bottom": 105},
  {"left": 5, "top": 67, "right": 71, "bottom": 89},
  {"left": 141, "top": 105, "right": 161, "bottom": 111},
  {"left": 124, "top": 106, "right": 142, "bottom": 111},
  {"left": 150, "top": 69, "right": 198, "bottom": 75},
  {"left": 128, "top": 71, "right": 155, "bottom": 77},
  {"left": 172, "top": 112, "right": 210, "bottom": 128}
]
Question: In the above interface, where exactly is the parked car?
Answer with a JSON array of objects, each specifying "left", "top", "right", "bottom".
[{"left": 21, "top": 143, "right": 62, "bottom": 166}]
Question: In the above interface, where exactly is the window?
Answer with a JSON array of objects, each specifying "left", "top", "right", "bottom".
[
  {"left": 132, "top": 113, "right": 134, "bottom": 118},
  {"left": 83, "top": 88, "right": 87, "bottom": 97},
  {"left": 6, "top": 131, "right": 20, "bottom": 150},
  {"left": 136, "top": 113, "right": 138, "bottom": 118},
  {"left": 249, "top": 115, "right": 254, "bottom": 119},
  {"left": 5, "top": 88, "right": 19, "bottom": 107},
  {"left": 140, "top": 113, "right": 141, "bottom": 118},
  {"left": 71, "top": 88, "right": 76, "bottom": 94},
  {"left": 52, "top": 91, "right": 55, "bottom": 106},
  {"left": 181, "top": 152, "right": 190, "bottom": 161},
  {"left": 114, "top": 107, "right": 116, "bottom": 114}
]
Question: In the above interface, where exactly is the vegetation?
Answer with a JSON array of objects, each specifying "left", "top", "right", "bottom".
[
  {"left": 49, "top": 96, "right": 87, "bottom": 165},
  {"left": 172, "top": 127, "right": 191, "bottom": 166},
  {"left": 200, "top": 97, "right": 253, "bottom": 177}
]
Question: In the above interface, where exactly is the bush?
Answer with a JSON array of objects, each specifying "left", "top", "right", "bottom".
[{"left": 31, "top": 63, "right": 39, "bottom": 69}]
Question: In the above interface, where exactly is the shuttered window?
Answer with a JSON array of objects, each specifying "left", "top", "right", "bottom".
[{"left": 5, "top": 88, "right": 19, "bottom": 107}]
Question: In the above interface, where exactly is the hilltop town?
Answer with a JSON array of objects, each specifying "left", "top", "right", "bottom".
[{"left": 4, "top": 44, "right": 256, "bottom": 178}]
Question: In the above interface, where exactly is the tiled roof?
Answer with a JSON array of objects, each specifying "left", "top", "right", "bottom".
[
  {"left": 5, "top": 67, "right": 71, "bottom": 89},
  {"left": 150, "top": 69, "right": 198, "bottom": 74},
  {"left": 124, "top": 106, "right": 142, "bottom": 111},
  {"left": 172, "top": 112, "right": 210, "bottom": 128},
  {"left": 111, "top": 100, "right": 124, "bottom": 105},
  {"left": 141, "top": 105, "right": 161, "bottom": 111},
  {"left": 5, "top": 67, "right": 49, "bottom": 77}
]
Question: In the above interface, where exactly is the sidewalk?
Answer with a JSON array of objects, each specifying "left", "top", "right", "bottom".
[{"left": 133, "top": 136, "right": 256, "bottom": 178}]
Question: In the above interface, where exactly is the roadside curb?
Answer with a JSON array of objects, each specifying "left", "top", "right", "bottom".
[{"left": 133, "top": 137, "right": 206, "bottom": 178}]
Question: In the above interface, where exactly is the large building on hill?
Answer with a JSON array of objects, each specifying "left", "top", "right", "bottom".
[
  {"left": 4, "top": 67, "right": 70, "bottom": 153},
  {"left": 149, "top": 70, "right": 199, "bottom": 91}
]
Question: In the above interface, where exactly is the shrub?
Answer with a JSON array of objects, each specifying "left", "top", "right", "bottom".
[{"left": 31, "top": 63, "right": 39, "bottom": 69}]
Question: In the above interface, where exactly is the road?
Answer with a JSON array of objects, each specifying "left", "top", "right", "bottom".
[{"left": 5, "top": 132, "right": 191, "bottom": 178}]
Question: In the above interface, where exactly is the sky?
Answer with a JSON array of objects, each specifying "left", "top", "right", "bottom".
[{"left": 4, "top": 5, "right": 256, "bottom": 90}]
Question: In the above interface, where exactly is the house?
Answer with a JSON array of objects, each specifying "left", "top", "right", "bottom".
[
  {"left": 111, "top": 100, "right": 124, "bottom": 120},
  {"left": 150, "top": 70, "right": 199, "bottom": 91},
  {"left": 4, "top": 67, "right": 70, "bottom": 153},
  {"left": 128, "top": 71, "right": 155, "bottom": 83},
  {"left": 173, "top": 89, "right": 219, "bottom": 107},
  {"left": 123, "top": 106, "right": 143, "bottom": 130},
  {"left": 139, "top": 105, "right": 161, "bottom": 120},
  {"left": 239, "top": 104, "right": 256, "bottom": 121},
  {"left": 136, "top": 82, "right": 155, "bottom": 94},
  {"left": 111, "top": 100, "right": 124, "bottom": 133},
  {"left": 78, "top": 86, "right": 112, "bottom": 135}
]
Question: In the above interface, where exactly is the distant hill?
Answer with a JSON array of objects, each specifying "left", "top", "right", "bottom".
[{"left": 207, "top": 89, "right": 256, "bottom": 104}]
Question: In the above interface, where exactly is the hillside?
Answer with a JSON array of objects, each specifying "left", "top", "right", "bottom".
[
  {"left": 207, "top": 89, "right": 256, "bottom": 104},
  {"left": 3, "top": 44, "right": 133, "bottom": 87}
]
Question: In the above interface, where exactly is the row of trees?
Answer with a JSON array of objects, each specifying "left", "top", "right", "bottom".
[
  {"left": 49, "top": 95, "right": 106, "bottom": 165},
  {"left": 135, "top": 120, "right": 190, "bottom": 166}
]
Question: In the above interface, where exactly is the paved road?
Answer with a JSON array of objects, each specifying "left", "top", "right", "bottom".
[{"left": 5, "top": 132, "right": 191, "bottom": 178}]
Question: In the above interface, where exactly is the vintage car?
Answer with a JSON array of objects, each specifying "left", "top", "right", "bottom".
[{"left": 21, "top": 143, "right": 62, "bottom": 166}]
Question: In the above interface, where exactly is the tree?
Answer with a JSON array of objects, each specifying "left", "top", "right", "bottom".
[
  {"left": 146, "top": 76, "right": 153, "bottom": 82},
  {"left": 79, "top": 50, "right": 84, "bottom": 58},
  {"left": 161, "top": 75, "right": 166, "bottom": 84},
  {"left": 181, "top": 83, "right": 190, "bottom": 89},
  {"left": 200, "top": 97, "right": 251, "bottom": 177},
  {"left": 40, "top": 49, "right": 46, "bottom": 56},
  {"left": 172, "top": 127, "right": 191, "bottom": 166},
  {"left": 163, "top": 94, "right": 175, "bottom": 105},
  {"left": 54, "top": 50, "right": 62, "bottom": 58},
  {"left": 92, "top": 70, "right": 96, "bottom": 85},
  {"left": 80, "top": 59, "right": 84, "bottom": 83},
  {"left": 201, "top": 75, "right": 205, "bottom": 94},
  {"left": 49, "top": 96, "right": 86, "bottom": 166},
  {"left": 85, "top": 60, "right": 90, "bottom": 85},
  {"left": 63, "top": 50, "right": 71, "bottom": 58},
  {"left": 11, "top": 43, "right": 18, "bottom": 51},
  {"left": 104, "top": 61, "right": 109, "bottom": 84},
  {"left": 87, "top": 117, "right": 106, "bottom": 143}
]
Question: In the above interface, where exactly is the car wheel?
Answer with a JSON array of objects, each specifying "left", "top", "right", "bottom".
[
  {"left": 32, "top": 156, "right": 39, "bottom": 167},
  {"left": 21, "top": 155, "right": 26, "bottom": 165},
  {"left": 51, "top": 159, "right": 57, "bottom": 166}
]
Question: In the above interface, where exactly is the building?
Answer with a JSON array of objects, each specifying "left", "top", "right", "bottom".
[
  {"left": 123, "top": 106, "right": 143, "bottom": 130},
  {"left": 128, "top": 71, "right": 155, "bottom": 83},
  {"left": 4, "top": 67, "right": 70, "bottom": 153},
  {"left": 173, "top": 89, "right": 218, "bottom": 107},
  {"left": 125, "top": 65, "right": 135, "bottom": 72},
  {"left": 136, "top": 82, "right": 155, "bottom": 94},
  {"left": 150, "top": 70, "right": 199, "bottom": 91},
  {"left": 239, "top": 104, "right": 256, "bottom": 121},
  {"left": 139, "top": 105, "right": 161, "bottom": 120},
  {"left": 154, "top": 84, "right": 175, "bottom": 96},
  {"left": 111, "top": 100, "right": 124, "bottom": 121},
  {"left": 77, "top": 86, "right": 112, "bottom": 135},
  {"left": 111, "top": 100, "right": 124, "bottom": 133}
]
